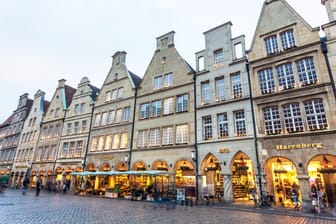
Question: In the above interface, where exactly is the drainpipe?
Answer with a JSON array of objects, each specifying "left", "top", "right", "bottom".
[
  {"left": 82, "top": 104, "right": 95, "bottom": 171},
  {"left": 128, "top": 87, "right": 138, "bottom": 171},
  {"left": 321, "top": 36, "right": 336, "bottom": 98},
  {"left": 193, "top": 71, "right": 199, "bottom": 202},
  {"left": 245, "top": 61, "right": 263, "bottom": 198}
]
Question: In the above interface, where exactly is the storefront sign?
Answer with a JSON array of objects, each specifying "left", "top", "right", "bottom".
[
  {"left": 276, "top": 143, "right": 323, "bottom": 150},
  {"left": 219, "top": 148, "right": 230, "bottom": 153}
]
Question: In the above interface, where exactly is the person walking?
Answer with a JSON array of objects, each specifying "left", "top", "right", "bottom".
[
  {"left": 0, "top": 173, "right": 9, "bottom": 194},
  {"left": 22, "top": 176, "right": 30, "bottom": 195},
  {"left": 36, "top": 177, "right": 41, "bottom": 197}
]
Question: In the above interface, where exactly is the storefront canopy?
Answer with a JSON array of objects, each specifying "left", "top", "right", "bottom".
[{"left": 70, "top": 170, "right": 174, "bottom": 176}]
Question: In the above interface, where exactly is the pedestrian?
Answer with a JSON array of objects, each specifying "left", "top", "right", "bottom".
[
  {"left": 36, "top": 177, "right": 41, "bottom": 197},
  {"left": 22, "top": 176, "right": 30, "bottom": 195},
  {"left": 0, "top": 173, "right": 9, "bottom": 193}
]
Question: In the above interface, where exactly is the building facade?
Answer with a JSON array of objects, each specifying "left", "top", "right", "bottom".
[
  {"left": 55, "top": 77, "right": 99, "bottom": 191},
  {"left": 0, "top": 93, "right": 32, "bottom": 186},
  {"left": 31, "top": 79, "right": 75, "bottom": 188},
  {"left": 247, "top": 0, "right": 336, "bottom": 207},
  {"left": 132, "top": 31, "right": 196, "bottom": 198},
  {"left": 195, "top": 22, "right": 255, "bottom": 202},
  {"left": 11, "top": 90, "right": 49, "bottom": 188},
  {"left": 86, "top": 51, "right": 141, "bottom": 191}
]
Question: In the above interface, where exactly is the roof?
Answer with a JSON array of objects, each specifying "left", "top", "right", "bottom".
[
  {"left": 0, "top": 114, "right": 14, "bottom": 129},
  {"left": 129, "top": 71, "right": 142, "bottom": 88},
  {"left": 64, "top": 85, "right": 76, "bottom": 108},
  {"left": 89, "top": 84, "right": 100, "bottom": 101}
]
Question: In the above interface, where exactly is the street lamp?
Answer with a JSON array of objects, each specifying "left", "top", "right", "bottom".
[
  {"left": 124, "top": 155, "right": 129, "bottom": 164},
  {"left": 191, "top": 151, "right": 196, "bottom": 161}
]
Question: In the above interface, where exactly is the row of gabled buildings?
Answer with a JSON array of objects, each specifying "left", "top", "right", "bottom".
[{"left": 0, "top": 0, "right": 336, "bottom": 207}]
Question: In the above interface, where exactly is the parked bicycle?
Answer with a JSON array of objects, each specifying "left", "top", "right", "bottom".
[
  {"left": 289, "top": 189, "right": 302, "bottom": 211},
  {"left": 250, "top": 189, "right": 274, "bottom": 208}
]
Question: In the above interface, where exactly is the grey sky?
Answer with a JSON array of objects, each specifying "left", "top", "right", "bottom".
[{"left": 0, "top": 0, "right": 328, "bottom": 122}]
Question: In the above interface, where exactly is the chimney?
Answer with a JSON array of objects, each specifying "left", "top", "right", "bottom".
[{"left": 58, "top": 79, "right": 66, "bottom": 88}]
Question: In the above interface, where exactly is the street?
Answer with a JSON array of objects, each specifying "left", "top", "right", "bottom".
[{"left": 0, "top": 189, "right": 335, "bottom": 224}]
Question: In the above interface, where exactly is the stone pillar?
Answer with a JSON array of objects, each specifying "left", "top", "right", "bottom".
[
  {"left": 223, "top": 173, "right": 233, "bottom": 202},
  {"left": 297, "top": 174, "right": 311, "bottom": 213}
]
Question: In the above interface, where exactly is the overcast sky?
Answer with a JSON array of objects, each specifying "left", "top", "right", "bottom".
[{"left": 0, "top": 0, "right": 329, "bottom": 122}]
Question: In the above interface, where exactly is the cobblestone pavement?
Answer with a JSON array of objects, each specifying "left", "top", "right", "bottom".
[{"left": 0, "top": 189, "right": 335, "bottom": 224}]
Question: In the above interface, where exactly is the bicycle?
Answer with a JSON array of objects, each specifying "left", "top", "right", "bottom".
[
  {"left": 250, "top": 189, "right": 274, "bottom": 208},
  {"left": 290, "top": 190, "right": 302, "bottom": 211}
]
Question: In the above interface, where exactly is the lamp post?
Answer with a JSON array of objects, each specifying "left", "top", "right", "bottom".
[{"left": 191, "top": 150, "right": 199, "bottom": 203}]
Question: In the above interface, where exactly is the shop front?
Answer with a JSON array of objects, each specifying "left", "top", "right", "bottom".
[{"left": 200, "top": 154, "right": 222, "bottom": 200}]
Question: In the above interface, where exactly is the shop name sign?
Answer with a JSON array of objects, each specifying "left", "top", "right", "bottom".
[
  {"left": 276, "top": 143, "right": 323, "bottom": 150},
  {"left": 219, "top": 148, "right": 230, "bottom": 153}
]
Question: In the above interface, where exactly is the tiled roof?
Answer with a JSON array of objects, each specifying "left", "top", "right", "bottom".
[
  {"left": 129, "top": 71, "right": 142, "bottom": 88},
  {"left": 89, "top": 84, "right": 100, "bottom": 101},
  {"left": 64, "top": 85, "right": 76, "bottom": 108},
  {"left": 0, "top": 114, "right": 14, "bottom": 128}
]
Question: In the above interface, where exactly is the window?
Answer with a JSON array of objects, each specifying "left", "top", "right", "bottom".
[
  {"left": 231, "top": 73, "right": 242, "bottom": 98},
  {"left": 49, "top": 145, "right": 57, "bottom": 160},
  {"left": 104, "top": 135, "right": 113, "bottom": 150},
  {"left": 117, "top": 87, "right": 123, "bottom": 99},
  {"left": 280, "top": 29, "right": 295, "bottom": 50},
  {"left": 234, "top": 111, "right": 246, "bottom": 136},
  {"left": 214, "top": 49, "right": 224, "bottom": 65},
  {"left": 111, "top": 89, "right": 117, "bottom": 100},
  {"left": 304, "top": 99, "right": 328, "bottom": 130},
  {"left": 150, "top": 128, "right": 161, "bottom": 146},
  {"left": 68, "top": 142, "right": 75, "bottom": 157},
  {"left": 94, "top": 114, "right": 101, "bottom": 127},
  {"left": 32, "top": 117, "right": 36, "bottom": 126},
  {"left": 163, "top": 97, "right": 174, "bottom": 115},
  {"left": 74, "top": 122, "right": 79, "bottom": 134},
  {"left": 162, "top": 126, "right": 173, "bottom": 145},
  {"left": 201, "top": 81, "right": 211, "bottom": 105},
  {"left": 115, "top": 109, "right": 122, "bottom": 123},
  {"left": 82, "top": 120, "right": 87, "bottom": 132},
  {"left": 80, "top": 103, "right": 85, "bottom": 114},
  {"left": 296, "top": 57, "right": 318, "bottom": 86},
  {"left": 101, "top": 112, "right": 108, "bottom": 126},
  {"left": 154, "top": 76, "right": 162, "bottom": 90},
  {"left": 263, "top": 107, "right": 282, "bottom": 135},
  {"left": 55, "top": 124, "right": 61, "bottom": 137},
  {"left": 120, "top": 133, "right": 128, "bottom": 149},
  {"left": 75, "top": 141, "right": 83, "bottom": 157},
  {"left": 218, "top": 113, "right": 228, "bottom": 138},
  {"left": 55, "top": 108, "right": 60, "bottom": 117},
  {"left": 215, "top": 77, "right": 225, "bottom": 101},
  {"left": 264, "top": 35, "right": 278, "bottom": 55},
  {"left": 282, "top": 103, "right": 303, "bottom": 133},
  {"left": 198, "top": 56, "right": 204, "bottom": 71},
  {"left": 202, "top": 116, "right": 213, "bottom": 140},
  {"left": 105, "top": 91, "right": 111, "bottom": 101},
  {"left": 47, "top": 126, "right": 54, "bottom": 138},
  {"left": 151, "top": 100, "right": 162, "bottom": 117},
  {"left": 97, "top": 136, "right": 105, "bottom": 151},
  {"left": 164, "top": 73, "right": 173, "bottom": 87},
  {"left": 276, "top": 63, "right": 295, "bottom": 90},
  {"left": 140, "top": 103, "right": 150, "bottom": 119},
  {"left": 112, "top": 134, "right": 120, "bottom": 149},
  {"left": 108, "top": 110, "right": 115, "bottom": 124},
  {"left": 176, "top": 94, "right": 188, "bottom": 112},
  {"left": 123, "top": 107, "right": 130, "bottom": 122},
  {"left": 91, "top": 137, "right": 98, "bottom": 151},
  {"left": 176, "top": 124, "right": 188, "bottom": 144},
  {"left": 258, "top": 68, "right": 275, "bottom": 94},
  {"left": 74, "top": 104, "right": 79, "bottom": 115},
  {"left": 137, "top": 130, "right": 148, "bottom": 148}
]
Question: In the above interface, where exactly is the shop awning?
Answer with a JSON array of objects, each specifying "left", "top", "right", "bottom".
[{"left": 70, "top": 170, "right": 174, "bottom": 176}]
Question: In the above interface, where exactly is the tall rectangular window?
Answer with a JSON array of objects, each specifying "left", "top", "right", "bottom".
[
  {"left": 74, "top": 104, "right": 79, "bottom": 115},
  {"left": 283, "top": 103, "right": 303, "bottom": 133},
  {"left": 201, "top": 81, "right": 211, "bottom": 105},
  {"left": 120, "top": 133, "right": 128, "bottom": 149},
  {"left": 94, "top": 114, "right": 101, "bottom": 127},
  {"left": 231, "top": 73, "right": 242, "bottom": 98},
  {"left": 111, "top": 89, "right": 117, "bottom": 100},
  {"left": 112, "top": 134, "right": 120, "bottom": 149},
  {"left": 49, "top": 145, "right": 57, "bottom": 160},
  {"left": 258, "top": 68, "right": 275, "bottom": 94},
  {"left": 234, "top": 111, "right": 246, "bottom": 136},
  {"left": 217, "top": 113, "right": 228, "bottom": 138},
  {"left": 263, "top": 107, "right": 282, "bottom": 135},
  {"left": 304, "top": 99, "right": 328, "bottom": 130},
  {"left": 54, "top": 124, "right": 61, "bottom": 137},
  {"left": 69, "top": 142, "right": 75, "bottom": 158},
  {"left": 296, "top": 57, "right": 318, "bottom": 86},
  {"left": 137, "top": 130, "right": 148, "bottom": 148},
  {"left": 74, "top": 122, "right": 79, "bottom": 134},
  {"left": 162, "top": 126, "right": 173, "bottom": 145},
  {"left": 280, "top": 29, "right": 295, "bottom": 50},
  {"left": 202, "top": 116, "right": 213, "bottom": 140},
  {"left": 276, "top": 63, "right": 295, "bottom": 90},
  {"left": 108, "top": 110, "right": 115, "bottom": 124},
  {"left": 176, "top": 124, "right": 188, "bottom": 144},
  {"left": 104, "top": 135, "right": 113, "bottom": 150},
  {"left": 80, "top": 103, "right": 85, "bottom": 114},
  {"left": 214, "top": 49, "right": 224, "bottom": 65},
  {"left": 154, "top": 76, "right": 162, "bottom": 90},
  {"left": 97, "top": 136, "right": 105, "bottom": 151},
  {"left": 215, "top": 77, "right": 225, "bottom": 101},
  {"left": 117, "top": 87, "right": 123, "bottom": 99},
  {"left": 115, "top": 109, "right": 122, "bottom": 123},
  {"left": 140, "top": 103, "right": 150, "bottom": 119},
  {"left": 164, "top": 72, "right": 173, "bottom": 87},
  {"left": 176, "top": 94, "right": 188, "bottom": 112},
  {"left": 91, "top": 137, "right": 98, "bottom": 151},
  {"left": 81, "top": 120, "right": 87, "bottom": 132},
  {"left": 150, "top": 128, "right": 161, "bottom": 146},
  {"left": 123, "top": 107, "right": 130, "bottom": 122},
  {"left": 264, "top": 35, "right": 278, "bottom": 55},
  {"left": 163, "top": 97, "right": 174, "bottom": 115},
  {"left": 75, "top": 141, "right": 83, "bottom": 157},
  {"left": 63, "top": 142, "right": 69, "bottom": 157},
  {"left": 151, "top": 100, "right": 162, "bottom": 117},
  {"left": 101, "top": 112, "right": 108, "bottom": 126},
  {"left": 105, "top": 91, "right": 112, "bottom": 102}
]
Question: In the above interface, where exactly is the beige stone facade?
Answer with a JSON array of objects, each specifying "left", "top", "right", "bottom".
[{"left": 248, "top": 0, "right": 336, "bottom": 207}]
